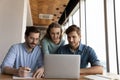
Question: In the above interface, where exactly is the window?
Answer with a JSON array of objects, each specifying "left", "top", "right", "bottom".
[
  {"left": 85, "top": 0, "right": 106, "bottom": 71},
  {"left": 63, "top": 0, "right": 120, "bottom": 74},
  {"left": 114, "top": 0, "right": 120, "bottom": 74}
]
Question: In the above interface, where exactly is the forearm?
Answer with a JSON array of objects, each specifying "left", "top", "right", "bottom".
[
  {"left": 80, "top": 66, "right": 103, "bottom": 75},
  {"left": 2, "top": 66, "right": 18, "bottom": 76}
]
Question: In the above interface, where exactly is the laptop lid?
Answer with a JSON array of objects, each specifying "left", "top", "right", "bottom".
[{"left": 44, "top": 54, "right": 80, "bottom": 78}]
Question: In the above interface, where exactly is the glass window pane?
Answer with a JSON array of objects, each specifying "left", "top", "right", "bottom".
[
  {"left": 86, "top": 0, "right": 106, "bottom": 72},
  {"left": 106, "top": 0, "right": 118, "bottom": 73},
  {"left": 73, "top": 9, "right": 80, "bottom": 27},
  {"left": 115, "top": 0, "right": 120, "bottom": 74}
]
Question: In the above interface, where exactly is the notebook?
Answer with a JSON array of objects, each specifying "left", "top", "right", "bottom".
[
  {"left": 44, "top": 54, "right": 80, "bottom": 78},
  {"left": 84, "top": 74, "right": 120, "bottom": 80}
]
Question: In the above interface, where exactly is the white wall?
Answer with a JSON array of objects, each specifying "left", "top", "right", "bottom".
[
  {"left": 27, "top": 0, "right": 33, "bottom": 26},
  {"left": 0, "top": 0, "right": 31, "bottom": 65}
]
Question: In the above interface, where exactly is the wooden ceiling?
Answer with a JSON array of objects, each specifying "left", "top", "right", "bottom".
[{"left": 29, "top": 0, "right": 69, "bottom": 27}]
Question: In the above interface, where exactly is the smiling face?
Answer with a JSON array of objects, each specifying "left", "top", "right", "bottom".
[
  {"left": 67, "top": 31, "right": 81, "bottom": 50},
  {"left": 50, "top": 27, "right": 61, "bottom": 44},
  {"left": 25, "top": 32, "right": 40, "bottom": 50}
]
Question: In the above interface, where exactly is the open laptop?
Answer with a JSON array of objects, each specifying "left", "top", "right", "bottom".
[{"left": 44, "top": 54, "right": 80, "bottom": 79}]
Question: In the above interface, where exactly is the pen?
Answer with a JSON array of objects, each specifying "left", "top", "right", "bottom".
[
  {"left": 19, "top": 66, "right": 31, "bottom": 71},
  {"left": 25, "top": 68, "right": 31, "bottom": 71}
]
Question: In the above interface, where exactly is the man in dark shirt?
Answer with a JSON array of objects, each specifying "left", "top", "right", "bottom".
[{"left": 57, "top": 25, "right": 103, "bottom": 75}]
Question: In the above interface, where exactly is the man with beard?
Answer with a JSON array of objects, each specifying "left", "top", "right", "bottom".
[
  {"left": 57, "top": 25, "right": 103, "bottom": 75},
  {"left": 1, "top": 27, "right": 44, "bottom": 78}
]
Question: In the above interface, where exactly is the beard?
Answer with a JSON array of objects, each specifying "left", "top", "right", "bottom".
[
  {"left": 69, "top": 42, "right": 80, "bottom": 50},
  {"left": 27, "top": 43, "right": 37, "bottom": 49}
]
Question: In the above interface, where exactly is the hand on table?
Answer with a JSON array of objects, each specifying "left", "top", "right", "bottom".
[{"left": 32, "top": 67, "right": 44, "bottom": 79}]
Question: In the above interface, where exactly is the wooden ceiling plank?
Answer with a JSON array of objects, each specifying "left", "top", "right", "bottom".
[{"left": 29, "top": 0, "right": 69, "bottom": 26}]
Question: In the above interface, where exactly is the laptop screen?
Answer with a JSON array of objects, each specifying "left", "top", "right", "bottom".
[{"left": 44, "top": 54, "right": 80, "bottom": 78}]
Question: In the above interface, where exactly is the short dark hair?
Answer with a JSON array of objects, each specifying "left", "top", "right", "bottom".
[
  {"left": 65, "top": 25, "right": 81, "bottom": 36},
  {"left": 25, "top": 26, "right": 40, "bottom": 37}
]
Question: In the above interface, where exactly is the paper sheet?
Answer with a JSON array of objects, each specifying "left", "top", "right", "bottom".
[
  {"left": 84, "top": 74, "right": 120, "bottom": 80},
  {"left": 13, "top": 73, "right": 33, "bottom": 79},
  {"left": 84, "top": 75, "right": 110, "bottom": 80}
]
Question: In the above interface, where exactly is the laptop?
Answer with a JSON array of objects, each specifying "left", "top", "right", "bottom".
[{"left": 44, "top": 54, "right": 80, "bottom": 79}]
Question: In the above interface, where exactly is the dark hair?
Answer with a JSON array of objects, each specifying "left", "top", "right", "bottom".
[
  {"left": 65, "top": 25, "right": 81, "bottom": 36},
  {"left": 25, "top": 26, "right": 40, "bottom": 37},
  {"left": 44, "top": 22, "right": 62, "bottom": 40}
]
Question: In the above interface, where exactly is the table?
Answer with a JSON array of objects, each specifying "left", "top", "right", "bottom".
[{"left": 0, "top": 73, "right": 87, "bottom": 80}]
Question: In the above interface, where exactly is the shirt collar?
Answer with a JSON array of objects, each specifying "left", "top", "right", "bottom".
[
  {"left": 78, "top": 43, "right": 85, "bottom": 52},
  {"left": 23, "top": 42, "right": 35, "bottom": 53}
]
